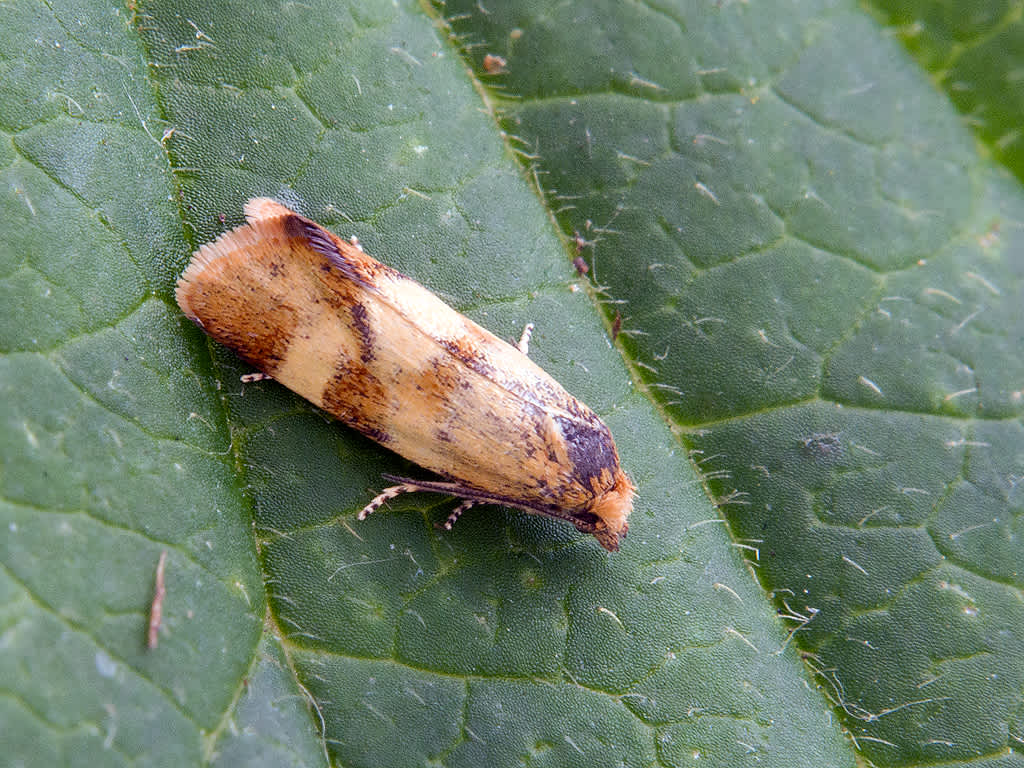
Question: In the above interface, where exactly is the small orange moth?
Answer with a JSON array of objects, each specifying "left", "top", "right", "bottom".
[{"left": 176, "top": 198, "right": 634, "bottom": 550}]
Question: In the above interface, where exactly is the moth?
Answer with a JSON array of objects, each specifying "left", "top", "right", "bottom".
[{"left": 176, "top": 198, "right": 634, "bottom": 550}]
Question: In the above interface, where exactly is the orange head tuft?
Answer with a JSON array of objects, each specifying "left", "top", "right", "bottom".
[{"left": 590, "top": 470, "right": 635, "bottom": 551}]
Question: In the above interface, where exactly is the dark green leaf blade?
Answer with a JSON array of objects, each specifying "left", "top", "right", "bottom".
[
  {"left": 11, "top": 0, "right": 1021, "bottom": 767},
  {"left": 440, "top": 0, "right": 1024, "bottom": 765}
]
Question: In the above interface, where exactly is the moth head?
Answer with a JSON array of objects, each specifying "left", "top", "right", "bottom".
[{"left": 587, "top": 469, "right": 635, "bottom": 552}]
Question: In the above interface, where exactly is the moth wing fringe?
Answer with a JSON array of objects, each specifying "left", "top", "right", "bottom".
[
  {"left": 244, "top": 197, "right": 296, "bottom": 223},
  {"left": 176, "top": 217, "right": 288, "bottom": 320}
]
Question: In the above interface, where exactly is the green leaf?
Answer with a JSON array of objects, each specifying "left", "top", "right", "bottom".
[{"left": 1, "top": 3, "right": 1020, "bottom": 768}]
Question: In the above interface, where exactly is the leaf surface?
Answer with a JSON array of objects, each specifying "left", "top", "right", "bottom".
[{"left": 1, "top": 1, "right": 1020, "bottom": 767}]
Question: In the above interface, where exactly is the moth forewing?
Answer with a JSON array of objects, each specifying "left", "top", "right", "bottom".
[{"left": 176, "top": 198, "right": 634, "bottom": 550}]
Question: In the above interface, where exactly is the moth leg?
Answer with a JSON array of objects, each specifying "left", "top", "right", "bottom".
[
  {"left": 240, "top": 371, "right": 273, "bottom": 383},
  {"left": 442, "top": 498, "right": 479, "bottom": 530},
  {"left": 357, "top": 483, "right": 422, "bottom": 520},
  {"left": 517, "top": 322, "right": 535, "bottom": 355}
]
